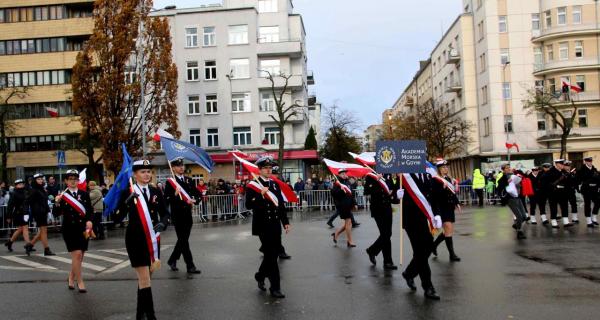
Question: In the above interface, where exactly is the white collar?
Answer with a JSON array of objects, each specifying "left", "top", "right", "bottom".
[
  {"left": 586, "top": 164, "right": 593, "bottom": 169},
  {"left": 68, "top": 187, "right": 78, "bottom": 194},
  {"left": 259, "top": 176, "right": 270, "bottom": 182},
  {"left": 138, "top": 183, "right": 149, "bottom": 189}
]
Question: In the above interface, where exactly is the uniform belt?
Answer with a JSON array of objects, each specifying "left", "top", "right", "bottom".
[{"left": 589, "top": 184, "right": 597, "bottom": 187}]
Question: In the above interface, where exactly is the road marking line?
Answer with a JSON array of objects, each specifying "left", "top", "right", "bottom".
[
  {"left": 84, "top": 253, "right": 124, "bottom": 264},
  {"left": 99, "top": 249, "right": 129, "bottom": 256},
  {"left": 100, "top": 260, "right": 131, "bottom": 274},
  {"left": 0, "top": 256, "right": 57, "bottom": 270},
  {"left": 39, "top": 255, "right": 106, "bottom": 272},
  {"left": 0, "top": 265, "right": 35, "bottom": 271}
]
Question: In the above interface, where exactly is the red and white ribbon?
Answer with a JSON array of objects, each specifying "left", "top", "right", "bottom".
[
  {"left": 366, "top": 172, "right": 391, "bottom": 195},
  {"left": 167, "top": 177, "right": 192, "bottom": 203},
  {"left": 131, "top": 184, "right": 160, "bottom": 263},
  {"left": 402, "top": 174, "right": 436, "bottom": 232},
  {"left": 62, "top": 192, "right": 86, "bottom": 218},
  {"left": 247, "top": 180, "right": 279, "bottom": 207},
  {"left": 335, "top": 180, "right": 353, "bottom": 196}
]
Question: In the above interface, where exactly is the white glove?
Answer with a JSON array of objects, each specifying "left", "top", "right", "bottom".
[
  {"left": 434, "top": 215, "right": 443, "bottom": 229},
  {"left": 396, "top": 189, "right": 404, "bottom": 199}
]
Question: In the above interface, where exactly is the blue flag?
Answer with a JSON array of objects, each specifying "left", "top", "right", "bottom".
[
  {"left": 103, "top": 144, "right": 133, "bottom": 217},
  {"left": 161, "top": 137, "right": 215, "bottom": 173}
]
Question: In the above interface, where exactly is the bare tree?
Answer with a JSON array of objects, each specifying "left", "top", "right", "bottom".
[
  {"left": 523, "top": 88, "right": 578, "bottom": 159},
  {"left": 0, "top": 84, "right": 29, "bottom": 181},
  {"left": 320, "top": 104, "right": 362, "bottom": 162}
]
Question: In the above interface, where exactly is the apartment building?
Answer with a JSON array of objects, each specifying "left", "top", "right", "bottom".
[
  {"left": 155, "top": 0, "right": 317, "bottom": 182},
  {"left": 0, "top": 0, "right": 94, "bottom": 180},
  {"left": 363, "top": 124, "right": 382, "bottom": 152}
]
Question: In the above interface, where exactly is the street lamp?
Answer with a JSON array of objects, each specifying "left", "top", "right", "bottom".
[
  {"left": 502, "top": 61, "right": 511, "bottom": 165},
  {"left": 226, "top": 70, "right": 236, "bottom": 179}
]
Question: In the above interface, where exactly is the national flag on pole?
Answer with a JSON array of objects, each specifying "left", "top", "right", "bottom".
[
  {"left": 233, "top": 154, "right": 298, "bottom": 202},
  {"left": 153, "top": 128, "right": 174, "bottom": 142},
  {"left": 233, "top": 154, "right": 260, "bottom": 175},
  {"left": 103, "top": 144, "right": 133, "bottom": 217},
  {"left": 161, "top": 137, "right": 215, "bottom": 173},
  {"left": 228, "top": 149, "right": 249, "bottom": 159},
  {"left": 46, "top": 107, "right": 59, "bottom": 118},
  {"left": 505, "top": 142, "right": 520, "bottom": 152},
  {"left": 77, "top": 168, "right": 87, "bottom": 191},
  {"left": 323, "top": 158, "right": 373, "bottom": 178},
  {"left": 562, "top": 80, "right": 583, "bottom": 93},
  {"left": 425, "top": 161, "right": 455, "bottom": 194},
  {"left": 348, "top": 152, "right": 376, "bottom": 167}
]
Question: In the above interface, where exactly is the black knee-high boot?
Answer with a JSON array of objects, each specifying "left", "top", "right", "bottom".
[
  {"left": 444, "top": 237, "right": 461, "bottom": 262},
  {"left": 138, "top": 287, "right": 156, "bottom": 320},
  {"left": 432, "top": 234, "right": 445, "bottom": 256},
  {"left": 136, "top": 288, "right": 144, "bottom": 320}
]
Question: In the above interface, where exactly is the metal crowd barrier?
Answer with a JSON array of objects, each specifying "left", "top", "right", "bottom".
[{"left": 455, "top": 185, "right": 501, "bottom": 206}]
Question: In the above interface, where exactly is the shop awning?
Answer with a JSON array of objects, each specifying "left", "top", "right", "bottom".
[{"left": 210, "top": 150, "right": 318, "bottom": 163}]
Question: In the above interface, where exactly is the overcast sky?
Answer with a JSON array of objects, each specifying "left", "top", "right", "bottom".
[{"left": 154, "top": 0, "right": 462, "bottom": 130}]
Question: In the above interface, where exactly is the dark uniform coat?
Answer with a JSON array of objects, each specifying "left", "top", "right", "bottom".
[
  {"left": 7, "top": 188, "right": 29, "bottom": 226},
  {"left": 331, "top": 178, "right": 356, "bottom": 220},
  {"left": 52, "top": 189, "right": 93, "bottom": 252},
  {"left": 27, "top": 184, "right": 50, "bottom": 227},
  {"left": 164, "top": 176, "right": 201, "bottom": 225}
]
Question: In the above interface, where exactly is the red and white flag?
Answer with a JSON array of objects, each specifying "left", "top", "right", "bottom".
[
  {"left": 348, "top": 152, "right": 376, "bottom": 167},
  {"left": 365, "top": 172, "right": 391, "bottom": 195},
  {"left": 402, "top": 173, "right": 436, "bottom": 232},
  {"left": 562, "top": 80, "right": 583, "bottom": 93},
  {"left": 323, "top": 159, "right": 372, "bottom": 178},
  {"left": 46, "top": 107, "right": 59, "bottom": 118},
  {"left": 153, "top": 128, "right": 174, "bottom": 142},
  {"left": 233, "top": 154, "right": 260, "bottom": 175},
  {"left": 246, "top": 180, "right": 279, "bottom": 207},
  {"left": 77, "top": 168, "right": 87, "bottom": 191},
  {"left": 505, "top": 142, "right": 520, "bottom": 152},
  {"left": 234, "top": 154, "right": 298, "bottom": 202},
  {"left": 228, "top": 149, "right": 249, "bottom": 159}
]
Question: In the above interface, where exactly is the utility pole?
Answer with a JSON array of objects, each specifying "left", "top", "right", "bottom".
[{"left": 502, "top": 61, "right": 511, "bottom": 165}]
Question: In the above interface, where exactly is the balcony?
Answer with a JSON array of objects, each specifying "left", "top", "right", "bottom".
[
  {"left": 403, "top": 96, "right": 414, "bottom": 107},
  {"left": 553, "top": 91, "right": 600, "bottom": 106},
  {"left": 257, "top": 74, "right": 304, "bottom": 90},
  {"left": 538, "top": 127, "right": 600, "bottom": 142},
  {"left": 257, "top": 40, "right": 303, "bottom": 58},
  {"left": 445, "top": 80, "right": 462, "bottom": 94},
  {"left": 307, "top": 70, "right": 315, "bottom": 85},
  {"left": 533, "top": 58, "right": 599, "bottom": 76},
  {"left": 447, "top": 49, "right": 460, "bottom": 64},
  {"left": 532, "top": 23, "right": 599, "bottom": 42}
]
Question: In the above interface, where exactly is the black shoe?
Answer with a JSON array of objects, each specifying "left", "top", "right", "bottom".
[
  {"left": 187, "top": 267, "right": 201, "bottom": 274},
  {"left": 542, "top": 220, "right": 549, "bottom": 225},
  {"left": 44, "top": 248, "right": 55, "bottom": 256},
  {"left": 383, "top": 263, "right": 398, "bottom": 270},
  {"left": 401, "top": 272, "right": 417, "bottom": 291},
  {"left": 331, "top": 233, "right": 337, "bottom": 244},
  {"left": 449, "top": 254, "right": 461, "bottom": 262},
  {"left": 593, "top": 221, "right": 599, "bottom": 226},
  {"left": 531, "top": 221, "right": 538, "bottom": 225},
  {"left": 573, "top": 220, "right": 580, "bottom": 224},
  {"left": 424, "top": 287, "right": 440, "bottom": 300},
  {"left": 278, "top": 253, "right": 291, "bottom": 260},
  {"left": 511, "top": 223, "right": 517, "bottom": 230},
  {"left": 327, "top": 222, "right": 334, "bottom": 228},
  {"left": 347, "top": 242, "right": 357, "bottom": 248},
  {"left": 24, "top": 243, "right": 33, "bottom": 256},
  {"left": 564, "top": 223, "right": 574, "bottom": 228},
  {"left": 352, "top": 223, "right": 360, "bottom": 228},
  {"left": 254, "top": 273, "right": 266, "bottom": 291},
  {"left": 517, "top": 231, "right": 527, "bottom": 239},
  {"left": 366, "top": 250, "right": 376, "bottom": 266},
  {"left": 4, "top": 240, "right": 13, "bottom": 252},
  {"left": 168, "top": 261, "right": 178, "bottom": 271},
  {"left": 270, "top": 290, "right": 286, "bottom": 298}
]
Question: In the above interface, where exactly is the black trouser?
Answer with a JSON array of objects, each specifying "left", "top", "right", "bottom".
[
  {"left": 93, "top": 211, "right": 104, "bottom": 238},
  {"left": 583, "top": 193, "right": 600, "bottom": 217},
  {"left": 327, "top": 212, "right": 357, "bottom": 225},
  {"left": 403, "top": 218, "right": 434, "bottom": 290},
  {"left": 475, "top": 189, "right": 484, "bottom": 206},
  {"left": 529, "top": 194, "right": 538, "bottom": 216},
  {"left": 367, "top": 207, "right": 393, "bottom": 264},
  {"left": 568, "top": 191, "right": 578, "bottom": 213},
  {"left": 549, "top": 190, "right": 568, "bottom": 220},
  {"left": 519, "top": 195, "right": 528, "bottom": 213},
  {"left": 537, "top": 192, "right": 548, "bottom": 216},
  {"left": 257, "top": 233, "right": 282, "bottom": 291},
  {"left": 168, "top": 219, "right": 195, "bottom": 269}
]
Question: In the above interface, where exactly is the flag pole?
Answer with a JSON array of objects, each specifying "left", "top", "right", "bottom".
[
  {"left": 167, "top": 160, "right": 183, "bottom": 201},
  {"left": 399, "top": 174, "right": 404, "bottom": 266}
]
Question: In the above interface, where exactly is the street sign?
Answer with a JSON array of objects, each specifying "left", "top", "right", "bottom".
[
  {"left": 57, "top": 150, "right": 66, "bottom": 168},
  {"left": 375, "top": 140, "right": 427, "bottom": 174}
]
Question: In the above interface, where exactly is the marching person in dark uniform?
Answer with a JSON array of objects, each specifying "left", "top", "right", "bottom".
[
  {"left": 563, "top": 161, "right": 579, "bottom": 223},
  {"left": 364, "top": 171, "right": 397, "bottom": 270},
  {"left": 431, "top": 160, "right": 461, "bottom": 262},
  {"left": 246, "top": 156, "right": 290, "bottom": 299},
  {"left": 116, "top": 160, "right": 169, "bottom": 319},
  {"left": 330, "top": 169, "right": 358, "bottom": 247},
  {"left": 548, "top": 159, "right": 573, "bottom": 228},
  {"left": 400, "top": 172, "right": 442, "bottom": 300},
  {"left": 165, "top": 158, "right": 202, "bottom": 274},
  {"left": 537, "top": 163, "right": 553, "bottom": 224},
  {"left": 28, "top": 173, "right": 55, "bottom": 256},
  {"left": 271, "top": 166, "right": 291, "bottom": 260},
  {"left": 576, "top": 156, "right": 599, "bottom": 227},
  {"left": 527, "top": 167, "right": 542, "bottom": 224},
  {"left": 52, "top": 170, "right": 93, "bottom": 293},
  {"left": 4, "top": 179, "right": 32, "bottom": 253}
]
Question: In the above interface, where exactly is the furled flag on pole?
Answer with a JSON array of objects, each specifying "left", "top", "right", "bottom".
[
  {"left": 562, "top": 80, "right": 583, "bottom": 93},
  {"left": 348, "top": 152, "right": 376, "bottom": 167},
  {"left": 153, "top": 128, "right": 174, "bottom": 142},
  {"left": 103, "top": 144, "right": 132, "bottom": 217},
  {"left": 323, "top": 158, "right": 373, "bottom": 178},
  {"left": 425, "top": 161, "right": 455, "bottom": 194},
  {"left": 505, "top": 142, "right": 520, "bottom": 152},
  {"left": 233, "top": 154, "right": 298, "bottom": 202},
  {"left": 46, "top": 107, "right": 59, "bottom": 118},
  {"left": 77, "top": 168, "right": 87, "bottom": 191},
  {"left": 161, "top": 136, "right": 215, "bottom": 173}
]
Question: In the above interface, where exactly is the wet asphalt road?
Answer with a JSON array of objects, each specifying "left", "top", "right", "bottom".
[{"left": 1, "top": 205, "right": 599, "bottom": 320}]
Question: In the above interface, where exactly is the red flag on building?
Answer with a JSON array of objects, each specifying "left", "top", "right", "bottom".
[
  {"left": 46, "top": 107, "right": 59, "bottom": 118},
  {"left": 505, "top": 142, "right": 520, "bottom": 152}
]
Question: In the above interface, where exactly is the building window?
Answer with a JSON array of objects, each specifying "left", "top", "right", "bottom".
[
  {"left": 124, "top": 70, "right": 137, "bottom": 84},
  {"left": 185, "top": 27, "right": 198, "bottom": 47},
  {"left": 534, "top": 47, "right": 543, "bottom": 70},
  {"left": 5, "top": 101, "right": 73, "bottom": 120},
  {"left": 259, "top": 26, "right": 279, "bottom": 43},
  {"left": 258, "top": 0, "right": 278, "bottom": 13},
  {"left": 536, "top": 113, "right": 546, "bottom": 131},
  {"left": 559, "top": 42, "right": 568, "bottom": 60},
  {"left": 557, "top": 7, "right": 566, "bottom": 26},
  {"left": 578, "top": 109, "right": 587, "bottom": 127},
  {"left": 576, "top": 75, "right": 585, "bottom": 92},
  {"left": 206, "top": 94, "right": 218, "bottom": 113},
  {"left": 481, "top": 86, "right": 489, "bottom": 104},
  {"left": 207, "top": 128, "right": 219, "bottom": 147},
  {"left": 532, "top": 13, "right": 540, "bottom": 31},
  {"left": 498, "top": 16, "right": 507, "bottom": 33},
  {"left": 189, "top": 129, "right": 201, "bottom": 147},
  {"left": 228, "top": 25, "right": 248, "bottom": 45},
  {"left": 479, "top": 53, "right": 486, "bottom": 72},
  {"left": 188, "top": 95, "right": 200, "bottom": 115},
  {"left": 500, "top": 48, "right": 509, "bottom": 65},
  {"left": 504, "top": 115, "right": 513, "bottom": 133},
  {"left": 548, "top": 78, "right": 556, "bottom": 94},
  {"left": 546, "top": 44, "right": 554, "bottom": 61},
  {"left": 186, "top": 61, "right": 199, "bottom": 81},
  {"left": 0, "top": 69, "right": 71, "bottom": 87},
  {"left": 9, "top": 134, "right": 77, "bottom": 152},
  {"left": 545, "top": 10, "right": 552, "bottom": 28},
  {"left": 259, "top": 59, "right": 281, "bottom": 77},
  {"left": 502, "top": 82, "right": 511, "bottom": 99},
  {"left": 574, "top": 40, "right": 583, "bottom": 58},
  {"left": 232, "top": 93, "right": 251, "bottom": 112},
  {"left": 263, "top": 127, "right": 280, "bottom": 145},
  {"left": 233, "top": 127, "right": 252, "bottom": 146},
  {"left": 573, "top": 6, "right": 582, "bottom": 24},
  {"left": 260, "top": 92, "right": 276, "bottom": 111},
  {"left": 204, "top": 60, "right": 217, "bottom": 80},
  {"left": 202, "top": 26, "right": 216, "bottom": 46},
  {"left": 230, "top": 58, "right": 250, "bottom": 79},
  {"left": 483, "top": 117, "right": 490, "bottom": 136},
  {"left": 477, "top": 20, "right": 485, "bottom": 41}
]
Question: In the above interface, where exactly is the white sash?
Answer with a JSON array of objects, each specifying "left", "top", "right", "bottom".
[{"left": 132, "top": 185, "right": 160, "bottom": 263}]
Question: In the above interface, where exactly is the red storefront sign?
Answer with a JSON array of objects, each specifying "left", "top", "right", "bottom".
[{"left": 211, "top": 150, "right": 318, "bottom": 164}]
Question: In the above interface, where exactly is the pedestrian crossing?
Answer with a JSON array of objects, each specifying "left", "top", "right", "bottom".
[{"left": 0, "top": 245, "right": 173, "bottom": 275}]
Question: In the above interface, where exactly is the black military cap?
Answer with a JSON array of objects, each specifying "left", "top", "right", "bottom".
[
  {"left": 33, "top": 173, "right": 44, "bottom": 179},
  {"left": 133, "top": 159, "right": 153, "bottom": 171},
  {"left": 170, "top": 157, "right": 184, "bottom": 166},
  {"left": 584, "top": 156, "right": 593, "bottom": 162},
  {"left": 542, "top": 163, "right": 552, "bottom": 168},
  {"left": 64, "top": 169, "right": 80, "bottom": 179},
  {"left": 256, "top": 155, "right": 275, "bottom": 168},
  {"left": 272, "top": 166, "right": 280, "bottom": 174}
]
